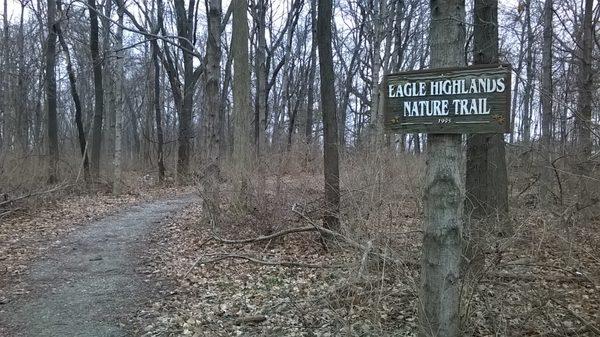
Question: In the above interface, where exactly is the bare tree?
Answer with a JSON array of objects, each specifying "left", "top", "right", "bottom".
[
  {"left": 113, "top": 0, "right": 125, "bottom": 194},
  {"left": 521, "top": 0, "right": 534, "bottom": 145},
  {"left": 233, "top": 0, "right": 253, "bottom": 200},
  {"left": 56, "top": 0, "right": 89, "bottom": 181},
  {"left": 304, "top": 0, "right": 317, "bottom": 143},
  {"left": 575, "top": 0, "right": 594, "bottom": 202},
  {"left": 46, "top": 0, "right": 59, "bottom": 183},
  {"left": 465, "top": 0, "right": 510, "bottom": 272},
  {"left": 317, "top": 0, "right": 340, "bottom": 230},
  {"left": 254, "top": 0, "right": 268, "bottom": 153},
  {"left": 539, "top": 0, "right": 553, "bottom": 201},
  {"left": 203, "top": 0, "right": 222, "bottom": 213},
  {"left": 89, "top": 0, "right": 105, "bottom": 181}
]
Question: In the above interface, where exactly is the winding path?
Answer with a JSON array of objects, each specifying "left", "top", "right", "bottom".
[{"left": 0, "top": 193, "right": 197, "bottom": 337}]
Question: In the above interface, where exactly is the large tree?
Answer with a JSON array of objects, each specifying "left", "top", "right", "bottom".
[
  {"left": 465, "top": 0, "right": 509, "bottom": 271},
  {"left": 46, "top": 0, "right": 59, "bottom": 183},
  {"left": 232, "top": 0, "right": 253, "bottom": 200},
  {"left": 575, "top": 0, "right": 594, "bottom": 203},
  {"left": 317, "top": 0, "right": 340, "bottom": 230},
  {"left": 89, "top": 0, "right": 105, "bottom": 181}
]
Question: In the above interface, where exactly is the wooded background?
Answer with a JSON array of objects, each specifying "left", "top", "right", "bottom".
[{"left": 0, "top": 0, "right": 597, "bottom": 202}]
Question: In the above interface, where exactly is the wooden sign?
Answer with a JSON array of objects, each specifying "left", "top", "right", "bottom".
[{"left": 383, "top": 64, "right": 511, "bottom": 134}]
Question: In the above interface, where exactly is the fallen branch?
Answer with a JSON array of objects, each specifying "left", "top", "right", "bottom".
[
  {"left": 0, "top": 183, "right": 69, "bottom": 208},
  {"left": 184, "top": 253, "right": 337, "bottom": 277},
  {"left": 485, "top": 271, "right": 593, "bottom": 284},
  {"left": 212, "top": 225, "right": 318, "bottom": 244},
  {"left": 0, "top": 208, "right": 21, "bottom": 218},
  {"left": 291, "top": 206, "right": 419, "bottom": 268}
]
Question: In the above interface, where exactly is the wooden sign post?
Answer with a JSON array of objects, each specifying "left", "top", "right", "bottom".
[
  {"left": 382, "top": 64, "right": 511, "bottom": 336},
  {"left": 383, "top": 64, "right": 511, "bottom": 135}
]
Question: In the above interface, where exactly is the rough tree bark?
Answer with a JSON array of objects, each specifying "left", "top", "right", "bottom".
[
  {"left": 317, "top": 0, "right": 340, "bottom": 230},
  {"left": 89, "top": 0, "right": 105, "bottom": 181},
  {"left": 304, "top": 0, "right": 317, "bottom": 143},
  {"left": 46, "top": 0, "right": 59, "bottom": 183},
  {"left": 113, "top": 0, "right": 125, "bottom": 195},
  {"left": 173, "top": 0, "right": 199, "bottom": 183},
  {"left": 369, "top": 0, "right": 383, "bottom": 145},
  {"left": 575, "top": 0, "right": 594, "bottom": 203},
  {"left": 56, "top": 0, "right": 89, "bottom": 181},
  {"left": 232, "top": 0, "right": 253, "bottom": 201},
  {"left": 203, "top": 0, "right": 222, "bottom": 214},
  {"left": 521, "top": 0, "right": 533, "bottom": 145},
  {"left": 465, "top": 0, "right": 510, "bottom": 272},
  {"left": 152, "top": 0, "right": 166, "bottom": 182},
  {"left": 16, "top": 3, "right": 27, "bottom": 154},
  {"left": 420, "top": 0, "right": 465, "bottom": 336},
  {"left": 539, "top": 0, "right": 553, "bottom": 202},
  {"left": 255, "top": 0, "right": 268, "bottom": 153},
  {"left": 0, "top": 0, "right": 7, "bottom": 149}
]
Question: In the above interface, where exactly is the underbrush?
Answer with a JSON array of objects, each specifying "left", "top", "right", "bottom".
[{"left": 138, "top": 145, "right": 600, "bottom": 336}]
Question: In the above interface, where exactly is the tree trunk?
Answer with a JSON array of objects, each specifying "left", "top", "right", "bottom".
[
  {"left": 56, "top": 0, "right": 89, "bottom": 181},
  {"left": 255, "top": 0, "right": 268, "bottom": 154},
  {"left": 509, "top": 21, "right": 525, "bottom": 144},
  {"left": 0, "top": 0, "right": 7, "bottom": 150},
  {"left": 521, "top": 1, "right": 533, "bottom": 145},
  {"left": 232, "top": 0, "right": 253, "bottom": 201},
  {"left": 369, "top": 0, "right": 382, "bottom": 145},
  {"left": 113, "top": 0, "right": 125, "bottom": 194},
  {"left": 305, "top": 0, "right": 317, "bottom": 143},
  {"left": 539, "top": 0, "right": 553, "bottom": 202},
  {"left": 465, "top": 0, "right": 510, "bottom": 273},
  {"left": 102, "top": 0, "right": 114, "bottom": 176},
  {"left": 173, "top": 0, "right": 197, "bottom": 183},
  {"left": 46, "top": 0, "right": 59, "bottom": 183},
  {"left": 16, "top": 4, "right": 27, "bottom": 154},
  {"left": 317, "top": 0, "right": 340, "bottom": 231},
  {"left": 89, "top": 0, "right": 105, "bottom": 181},
  {"left": 219, "top": 38, "right": 233, "bottom": 158},
  {"left": 575, "top": 0, "right": 594, "bottom": 203},
  {"left": 420, "top": 0, "right": 465, "bottom": 336},
  {"left": 204, "top": 0, "right": 222, "bottom": 214},
  {"left": 152, "top": 0, "right": 166, "bottom": 182}
]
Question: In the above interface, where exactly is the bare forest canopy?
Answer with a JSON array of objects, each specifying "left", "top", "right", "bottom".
[{"left": 0, "top": 0, "right": 598, "bottom": 186}]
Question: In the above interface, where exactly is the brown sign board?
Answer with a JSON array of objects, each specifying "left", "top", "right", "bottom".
[{"left": 383, "top": 64, "right": 512, "bottom": 134}]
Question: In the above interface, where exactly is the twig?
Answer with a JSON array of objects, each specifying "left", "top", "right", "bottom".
[
  {"left": 517, "top": 174, "right": 539, "bottom": 197},
  {"left": 357, "top": 240, "right": 373, "bottom": 278},
  {"left": 182, "top": 237, "right": 214, "bottom": 278}
]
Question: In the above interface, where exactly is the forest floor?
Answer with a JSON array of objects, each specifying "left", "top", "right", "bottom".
[
  {"left": 130, "top": 170, "right": 600, "bottom": 337},
  {"left": 0, "top": 167, "right": 599, "bottom": 337}
]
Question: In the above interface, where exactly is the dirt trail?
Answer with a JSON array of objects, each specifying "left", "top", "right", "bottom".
[{"left": 0, "top": 193, "right": 197, "bottom": 337}]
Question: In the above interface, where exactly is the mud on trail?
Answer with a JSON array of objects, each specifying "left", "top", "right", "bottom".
[{"left": 0, "top": 193, "right": 197, "bottom": 337}]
